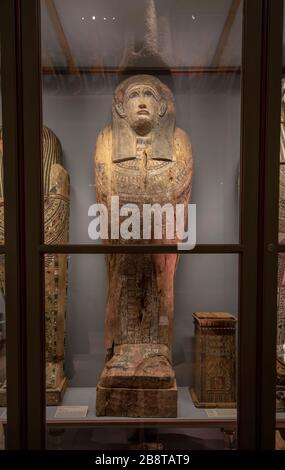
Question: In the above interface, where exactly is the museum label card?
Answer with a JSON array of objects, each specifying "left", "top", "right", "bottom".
[
  {"left": 54, "top": 405, "right": 88, "bottom": 419},
  {"left": 205, "top": 409, "right": 237, "bottom": 418}
]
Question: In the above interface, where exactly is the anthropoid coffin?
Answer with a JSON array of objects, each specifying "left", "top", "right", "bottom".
[
  {"left": 94, "top": 74, "right": 192, "bottom": 418},
  {"left": 190, "top": 312, "right": 237, "bottom": 408}
]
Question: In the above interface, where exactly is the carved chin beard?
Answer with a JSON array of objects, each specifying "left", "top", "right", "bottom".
[{"left": 130, "top": 117, "right": 154, "bottom": 136}]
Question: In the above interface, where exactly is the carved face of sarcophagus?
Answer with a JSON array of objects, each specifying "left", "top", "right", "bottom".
[{"left": 94, "top": 75, "right": 193, "bottom": 417}]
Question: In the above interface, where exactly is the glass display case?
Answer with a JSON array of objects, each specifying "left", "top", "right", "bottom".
[
  {"left": 0, "top": 0, "right": 284, "bottom": 452},
  {"left": 40, "top": 0, "right": 242, "bottom": 450}
]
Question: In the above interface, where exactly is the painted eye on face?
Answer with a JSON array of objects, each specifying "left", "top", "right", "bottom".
[
  {"left": 144, "top": 90, "right": 155, "bottom": 98},
  {"left": 129, "top": 91, "right": 140, "bottom": 100}
]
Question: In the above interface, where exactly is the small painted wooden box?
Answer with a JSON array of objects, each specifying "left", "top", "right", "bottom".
[{"left": 190, "top": 312, "right": 237, "bottom": 408}]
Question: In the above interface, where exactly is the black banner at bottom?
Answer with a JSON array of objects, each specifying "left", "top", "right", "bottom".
[{"left": 0, "top": 451, "right": 285, "bottom": 466}]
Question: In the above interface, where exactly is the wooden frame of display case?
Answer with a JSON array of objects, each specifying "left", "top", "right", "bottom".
[{"left": 0, "top": 0, "right": 283, "bottom": 450}]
